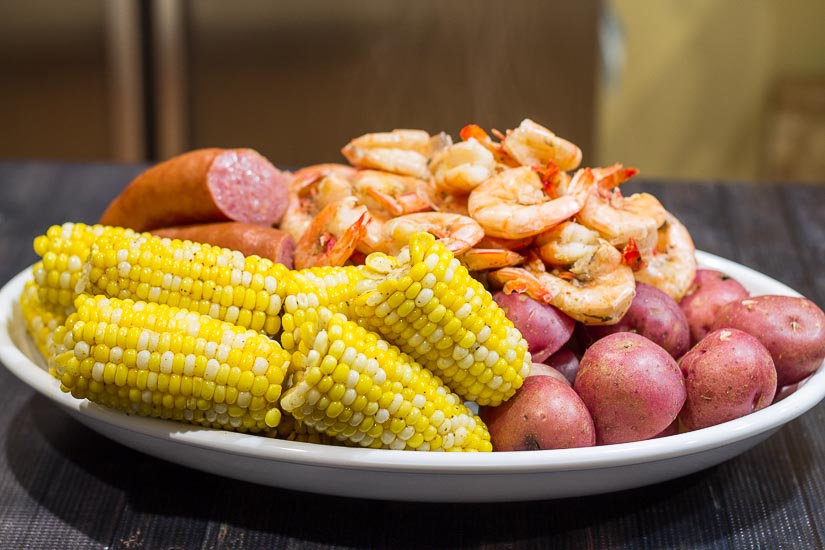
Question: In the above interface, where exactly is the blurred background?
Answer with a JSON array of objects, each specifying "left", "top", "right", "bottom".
[{"left": 1, "top": 0, "right": 824, "bottom": 182}]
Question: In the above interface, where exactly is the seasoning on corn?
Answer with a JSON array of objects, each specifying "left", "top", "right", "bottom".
[
  {"left": 32, "top": 223, "right": 138, "bottom": 307},
  {"left": 84, "top": 231, "right": 292, "bottom": 336},
  {"left": 50, "top": 294, "right": 290, "bottom": 432},
  {"left": 280, "top": 306, "right": 493, "bottom": 451},
  {"left": 350, "top": 232, "right": 531, "bottom": 406}
]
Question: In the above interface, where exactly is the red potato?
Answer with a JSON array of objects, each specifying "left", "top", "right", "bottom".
[
  {"left": 577, "top": 282, "right": 690, "bottom": 359},
  {"left": 527, "top": 362, "right": 571, "bottom": 385},
  {"left": 479, "top": 376, "right": 595, "bottom": 451},
  {"left": 574, "top": 332, "right": 686, "bottom": 445},
  {"left": 653, "top": 419, "right": 679, "bottom": 438},
  {"left": 773, "top": 381, "right": 802, "bottom": 403},
  {"left": 544, "top": 347, "right": 579, "bottom": 385},
  {"left": 678, "top": 328, "right": 777, "bottom": 431},
  {"left": 710, "top": 295, "right": 825, "bottom": 387},
  {"left": 493, "top": 291, "right": 575, "bottom": 362},
  {"left": 151, "top": 222, "right": 296, "bottom": 269},
  {"left": 100, "top": 148, "right": 290, "bottom": 231},
  {"left": 679, "top": 269, "right": 749, "bottom": 344}
]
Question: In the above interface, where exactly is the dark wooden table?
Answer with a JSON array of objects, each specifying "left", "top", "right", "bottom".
[{"left": 0, "top": 161, "right": 823, "bottom": 549}]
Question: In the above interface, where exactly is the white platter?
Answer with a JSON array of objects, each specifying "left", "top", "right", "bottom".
[{"left": 0, "top": 251, "right": 823, "bottom": 502}]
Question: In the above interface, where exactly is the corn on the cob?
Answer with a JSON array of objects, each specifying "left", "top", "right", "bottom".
[
  {"left": 34, "top": 224, "right": 361, "bottom": 335},
  {"left": 84, "top": 231, "right": 291, "bottom": 336},
  {"left": 20, "top": 280, "right": 72, "bottom": 362},
  {"left": 50, "top": 294, "right": 290, "bottom": 432},
  {"left": 27, "top": 223, "right": 522, "bottom": 449},
  {"left": 274, "top": 415, "right": 338, "bottom": 445},
  {"left": 32, "top": 223, "right": 137, "bottom": 307},
  {"left": 350, "top": 232, "right": 531, "bottom": 406},
  {"left": 280, "top": 306, "right": 492, "bottom": 451},
  {"left": 282, "top": 265, "right": 365, "bottom": 318}
]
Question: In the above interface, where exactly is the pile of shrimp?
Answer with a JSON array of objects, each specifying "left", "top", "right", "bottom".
[{"left": 281, "top": 119, "right": 697, "bottom": 325}]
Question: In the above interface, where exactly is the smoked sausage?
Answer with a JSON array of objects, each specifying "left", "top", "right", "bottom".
[
  {"left": 151, "top": 222, "right": 295, "bottom": 269},
  {"left": 100, "top": 148, "right": 289, "bottom": 231}
]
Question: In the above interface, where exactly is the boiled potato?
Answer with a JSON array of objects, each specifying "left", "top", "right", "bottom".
[
  {"left": 710, "top": 295, "right": 825, "bottom": 386},
  {"left": 678, "top": 328, "right": 776, "bottom": 430},
  {"left": 574, "top": 333, "right": 686, "bottom": 445}
]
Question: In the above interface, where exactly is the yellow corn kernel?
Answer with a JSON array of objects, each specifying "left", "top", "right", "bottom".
[
  {"left": 51, "top": 294, "right": 290, "bottom": 434},
  {"left": 20, "top": 280, "right": 72, "bottom": 361},
  {"left": 32, "top": 223, "right": 140, "bottom": 308},
  {"left": 84, "top": 231, "right": 292, "bottom": 336},
  {"left": 352, "top": 233, "right": 531, "bottom": 406},
  {"left": 280, "top": 308, "right": 492, "bottom": 452}
]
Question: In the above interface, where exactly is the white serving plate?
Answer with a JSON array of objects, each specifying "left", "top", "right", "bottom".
[{"left": 1, "top": 251, "right": 823, "bottom": 502}]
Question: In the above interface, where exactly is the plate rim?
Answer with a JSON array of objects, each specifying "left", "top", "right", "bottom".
[{"left": 1, "top": 250, "right": 823, "bottom": 475}]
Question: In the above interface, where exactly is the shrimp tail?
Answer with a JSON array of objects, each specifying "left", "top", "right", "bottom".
[
  {"left": 326, "top": 211, "right": 369, "bottom": 265},
  {"left": 460, "top": 124, "right": 506, "bottom": 156},
  {"left": 460, "top": 124, "right": 490, "bottom": 143},
  {"left": 534, "top": 161, "right": 562, "bottom": 197},
  {"left": 489, "top": 267, "right": 555, "bottom": 303},
  {"left": 459, "top": 248, "right": 525, "bottom": 271},
  {"left": 294, "top": 202, "right": 369, "bottom": 269},
  {"left": 594, "top": 163, "right": 639, "bottom": 192},
  {"left": 365, "top": 187, "right": 432, "bottom": 217}
]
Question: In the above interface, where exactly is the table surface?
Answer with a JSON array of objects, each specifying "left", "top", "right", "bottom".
[{"left": 0, "top": 161, "right": 823, "bottom": 549}]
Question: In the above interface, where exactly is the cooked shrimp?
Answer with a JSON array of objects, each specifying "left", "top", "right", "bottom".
[
  {"left": 382, "top": 212, "right": 484, "bottom": 255},
  {"left": 293, "top": 198, "right": 370, "bottom": 269},
  {"left": 460, "top": 248, "right": 525, "bottom": 271},
  {"left": 351, "top": 170, "right": 436, "bottom": 218},
  {"left": 467, "top": 165, "right": 594, "bottom": 239},
  {"left": 488, "top": 266, "right": 555, "bottom": 302},
  {"left": 429, "top": 138, "right": 497, "bottom": 194},
  {"left": 341, "top": 129, "right": 451, "bottom": 180},
  {"left": 432, "top": 189, "right": 471, "bottom": 216},
  {"left": 590, "top": 163, "right": 638, "bottom": 191},
  {"left": 576, "top": 164, "right": 666, "bottom": 263},
  {"left": 477, "top": 234, "right": 536, "bottom": 251},
  {"left": 290, "top": 163, "right": 357, "bottom": 189},
  {"left": 491, "top": 222, "right": 636, "bottom": 324},
  {"left": 319, "top": 194, "right": 389, "bottom": 256},
  {"left": 281, "top": 167, "right": 355, "bottom": 241},
  {"left": 634, "top": 211, "right": 697, "bottom": 301},
  {"left": 460, "top": 124, "right": 518, "bottom": 167},
  {"left": 501, "top": 118, "right": 582, "bottom": 171},
  {"left": 535, "top": 220, "right": 604, "bottom": 267},
  {"left": 490, "top": 238, "right": 635, "bottom": 326}
]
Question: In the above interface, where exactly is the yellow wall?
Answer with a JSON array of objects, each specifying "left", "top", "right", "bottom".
[{"left": 597, "top": 0, "right": 825, "bottom": 181}]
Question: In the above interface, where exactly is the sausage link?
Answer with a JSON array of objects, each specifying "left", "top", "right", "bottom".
[{"left": 100, "top": 148, "right": 289, "bottom": 231}]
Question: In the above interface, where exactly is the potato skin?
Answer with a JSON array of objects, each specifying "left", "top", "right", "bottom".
[
  {"left": 527, "top": 362, "right": 571, "bottom": 385},
  {"left": 678, "top": 328, "right": 776, "bottom": 430},
  {"left": 574, "top": 333, "right": 686, "bottom": 445},
  {"left": 480, "top": 376, "right": 595, "bottom": 451},
  {"left": 710, "top": 295, "right": 825, "bottom": 387},
  {"left": 679, "top": 269, "right": 749, "bottom": 344},
  {"left": 544, "top": 347, "right": 580, "bottom": 385},
  {"left": 493, "top": 291, "right": 575, "bottom": 363},
  {"left": 653, "top": 419, "right": 679, "bottom": 438},
  {"left": 577, "top": 283, "right": 690, "bottom": 358}
]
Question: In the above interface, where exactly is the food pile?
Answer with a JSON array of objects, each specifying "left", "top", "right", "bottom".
[{"left": 21, "top": 119, "right": 825, "bottom": 452}]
